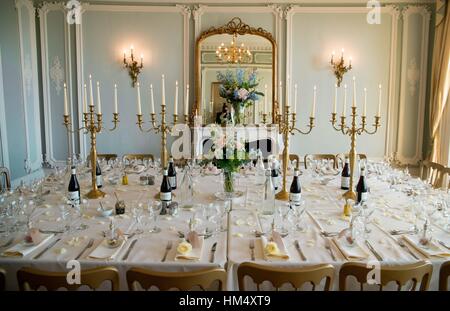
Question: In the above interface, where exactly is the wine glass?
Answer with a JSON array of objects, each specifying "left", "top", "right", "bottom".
[
  {"left": 148, "top": 201, "right": 162, "bottom": 233},
  {"left": 276, "top": 203, "right": 291, "bottom": 235},
  {"left": 292, "top": 199, "right": 307, "bottom": 232},
  {"left": 75, "top": 199, "right": 89, "bottom": 231},
  {"left": 131, "top": 201, "right": 144, "bottom": 234}
]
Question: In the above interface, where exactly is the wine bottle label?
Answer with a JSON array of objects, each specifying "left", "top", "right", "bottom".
[
  {"left": 169, "top": 176, "right": 176, "bottom": 188},
  {"left": 96, "top": 175, "right": 103, "bottom": 187},
  {"left": 160, "top": 191, "right": 172, "bottom": 201},
  {"left": 360, "top": 192, "right": 368, "bottom": 202},
  {"left": 68, "top": 191, "right": 80, "bottom": 204},
  {"left": 341, "top": 177, "right": 350, "bottom": 188},
  {"left": 289, "top": 193, "right": 301, "bottom": 203}
]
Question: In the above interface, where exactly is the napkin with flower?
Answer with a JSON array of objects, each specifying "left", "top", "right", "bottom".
[
  {"left": 260, "top": 231, "right": 289, "bottom": 261},
  {"left": 402, "top": 235, "right": 450, "bottom": 258},
  {"left": 87, "top": 238, "right": 126, "bottom": 260},
  {"left": 124, "top": 164, "right": 146, "bottom": 174},
  {"left": 1, "top": 228, "right": 53, "bottom": 258},
  {"left": 175, "top": 231, "right": 203, "bottom": 261},
  {"left": 332, "top": 236, "right": 369, "bottom": 261}
]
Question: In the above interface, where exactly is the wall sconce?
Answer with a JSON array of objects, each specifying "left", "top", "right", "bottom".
[
  {"left": 123, "top": 45, "right": 143, "bottom": 87},
  {"left": 330, "top": 48, "right": 352, "bottom": 87}
]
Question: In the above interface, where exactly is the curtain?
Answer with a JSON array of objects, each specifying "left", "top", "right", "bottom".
[{"left": 430, "top": 0, "right": 450, "bottom": 166}]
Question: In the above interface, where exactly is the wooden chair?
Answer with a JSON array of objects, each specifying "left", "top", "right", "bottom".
[
  {"left": 304, "top": 154, "right": 337, "bottom": 169},
  {"left": 289, "top": 154, "right": 300, "bottom": 170},
  {"left": 439, "top": 261, "right": 450, "bottom": 291},
  {"left": 339, "top": 261, "right": 432, "bottom": 291},
  {"left": 126, "top": 267, "right": 226, "bottom": 291},
  {"left": 419, "top": 160, "right": 446, "bottom": 189},
  {"left": 123, "top": 154, "right": 154, "bottom": 163},
  {"left": 335, "top": 153, "right": 367, "bottom": 169},
  {"left": 0, "top": 167, "right": 11, "bottom": 192},
  {"left": 17, "top": 266, "right": 120, "bottom": 291},
  {"left": 0, "top": 268, "right": 5, "bottom": 291},
  {"left": 237, "top": 263, "right": 334, "bottom": 291}
]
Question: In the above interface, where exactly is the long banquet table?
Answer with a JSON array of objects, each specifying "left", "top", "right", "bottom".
[{"left": 0, "top": 165, "right": 449, "bottom": 290}]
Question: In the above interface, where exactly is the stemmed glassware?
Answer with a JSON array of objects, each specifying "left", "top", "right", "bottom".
[
  {"left": 148, "top": 200, "right": 162, "bottom": 233},
  {"left": 276, "top": 203, "right": 291, "bottom": 235},
  {"left": 291, "top": 200, "right": 307, "bottom": 232},
  {"left": 131, "top": 201, "right": 144, "bottom": 234}
]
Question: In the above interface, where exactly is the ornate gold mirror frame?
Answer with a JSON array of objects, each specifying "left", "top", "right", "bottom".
[{"left": 194, "top": 17, "right": 278, "bottom": 124}]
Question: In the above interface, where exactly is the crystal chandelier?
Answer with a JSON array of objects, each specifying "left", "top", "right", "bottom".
[{"left": 215, "top": 33, "right": 252, "bottom": 64}]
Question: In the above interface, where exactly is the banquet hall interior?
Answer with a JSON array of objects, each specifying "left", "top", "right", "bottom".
[{"left": 0, "top": 0, "right": 449, "bottom": 294}]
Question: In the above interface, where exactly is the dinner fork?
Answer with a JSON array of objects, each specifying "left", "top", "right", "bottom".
[
  {"left": 397, "top": 239, "right": 419, "bottom": 260},
  {"left": 437, "top": 240, "right": 450, "bottom": 250},
  {"left": 324, "top": 239, "right": 336, "bottom": 261},
  {"left": 249, "top": 240, "right": 255, "bottom": 261},
  {"left": 161, "top": 241, "right": 172, "bottom": 262},
  {"left": 320, "top": 230, "right": 339, "bottom": 238}
]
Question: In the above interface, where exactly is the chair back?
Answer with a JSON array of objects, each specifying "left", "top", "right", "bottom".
[
  {"left": 126, "top": 267, "right": 226, "bottom": 291},
  {"left": 0, "top": 167, "right": 11, "bottom": 192},
  {"left": 339, "top": 261, "right": 432, "bottom": 291},
  {"left": 419, "top": 160, "right": 446, "bottom": 188},
  {"left": 237, "top": 263, "right": 334, "bottom": 291},
  {"left": 0, "top": 268, "right": 5, "bottom": 291},
  {"left": 123, "top": 154, "right": 154, "bottom": 163},
  {"left": 439, "top": 261, "right": 450, "bottom": 291},
  {"left": 304, "top": 154, "right": 337, "bottom": 169},
  {"left": 289, "top": 154, "right": 300, "bottom": 170},
  {"left": 17, "top": 266, "right": 120, "bottom": 291},
  {"left": 335, "top": 153, "right": 367, "bottom": 169}
]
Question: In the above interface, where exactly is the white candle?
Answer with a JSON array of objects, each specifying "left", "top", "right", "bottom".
[
  {"left": 312, "top": 85, "right": 317, "bottom": 118},
  {"left": 114, "top": 83, "right": 118, "bottom": 114},
  {"left": 150, "top": 84, "right": 155, "bottom": 114},
  {"left": 174, "top": 80, "right": 178, "bottom": 115},
  {"left": 89, "top": 75, "right": 94, "bottom": 107},
  {"left": 264, "top": 84, "right": 268, "bottom": 114},
  {"left": 286, "top": 75, "right": 290, "bottom": 107},
  {"left": 342, "top": 84, "right": 347, "bottom": 117},
  {"left": 184, "top": 84, "right": 189, "bottom": 116},
  {"left": 137, "top": 82, "right": 142, "bottom": 115},
  {"left": 83, "top": 84, "right": 88, "bottom": 113},
  {"left": 63, "top": 82, "right": 68, "bottom": 115},
  {"left": 294, "top": 84, "right": 298, "bottom": 114},
  {"left": 333, "top": 84, "right": 337, "bottom": 114},
  {"left": 96, "top": 81, "right": 102, "bottom": 115},
  {"left": 279, "top": 81, "right": 283, "bottom": 115},
  {"left": 161, "top": 75, "right": 166, "bottom": 107},
  {"left": 377, "top": 84, "right": 382, "bottom": 117},
  {"left": 363, "top": 88, "right": 367, "bottom": 117},
  {"left": 352, "top": 76, "right": 356, "bottom": 108}
]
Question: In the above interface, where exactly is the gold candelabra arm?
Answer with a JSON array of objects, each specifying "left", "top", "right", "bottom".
[
  {"left": 363, "top": 115, "right": 381, "bottom": 135},
  {"left": 63, "top": 114, "right": 88, "bottom": 133},
  {"left": 262, "top": 113, "right": 267, "bottom": 124},
  {"left": 109, "top": 112, "right": 120, "bottom": 131},
  {"left": 136, "top": 114, "right": 155, "bottom": 132},
  {"left": 96, "top": 114, "right": 103, "bottom": 133},
  {"left": 290, "top": 113, "right": 315, "bottom": 135},
  {"left": 173, "top": 114, "right": 178, "bottom": 126}
]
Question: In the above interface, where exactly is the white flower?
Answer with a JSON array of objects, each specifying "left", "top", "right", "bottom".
[
  {"left": 265, "top": 242, "right": 279, "bottom": 255},
  {"left": 177, "top": 241, "right": 192, "bottom": 254}
]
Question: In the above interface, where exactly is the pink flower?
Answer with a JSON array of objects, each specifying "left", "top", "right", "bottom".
[{"left": 237, "top": 88, "right": 249, "bottom": 101}]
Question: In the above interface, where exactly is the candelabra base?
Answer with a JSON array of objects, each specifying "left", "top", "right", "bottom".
[
  {"left": 86, "top": 188, "right": 106, "bottom": 199},
  {"left": 342, "top": 190, "right": 357, "bottom": 201},
  {"left": 275, "top": 189, "right": 289, "bottom": 201}
]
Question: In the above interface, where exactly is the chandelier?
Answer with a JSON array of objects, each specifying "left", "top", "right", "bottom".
[{"left": 215, "top": 33, "right": 252, "bottom": 64}]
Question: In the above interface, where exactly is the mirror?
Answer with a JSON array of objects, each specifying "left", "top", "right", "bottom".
[{"left": 194, "top": 18, "right": 277, "bottom": 125}]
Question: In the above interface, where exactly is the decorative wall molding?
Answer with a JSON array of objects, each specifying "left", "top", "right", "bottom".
[
  {"left": 76, "top": 3, "right": 190, "bottom": 159},
  {"left": 285, "top": 5, "right": 402, "bottom": 159},
  {"left": 396, "top": 5, "right": 431, "bottom": 164},
  {"left": 39, "top": 2, "right": 74, "bottom": 166},
  {"left": 0, "top": 47, "right": 10, "bottom": 169},
  {"left": 15, "top": 0, "right": 42, "bottom": 172}
]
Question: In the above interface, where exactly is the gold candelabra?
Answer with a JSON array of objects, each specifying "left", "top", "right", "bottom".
[
  {"left": 275, "top": 105, "right": 314, "bottom": 201},
  {"left": 136, "top": 105, "right": 188, "bottom": 169},
  {"left": 63, "top": 105, "right": 119, "bottom": 199},
  {"left": 330, "top": 107, "right": 381, "bottom": 213}
]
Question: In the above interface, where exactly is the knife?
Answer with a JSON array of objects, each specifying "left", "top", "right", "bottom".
[
  {"left": 294, "top": 240, "right": 307, "bottom": 261},
  {"left": 75, "top": 238, "right": 94, "bottom": 260},
  {"left": 122, "top": 239, "right": 138, "bottom": 261},
  {"left": 33, "top": 238, "right": 61, "bottom": 259},
  {"left": 365, "top": 240, "right": 383, "bottom": 261},
  {"left": 209, "top": 242, "right": 217, "bottom": 263}
]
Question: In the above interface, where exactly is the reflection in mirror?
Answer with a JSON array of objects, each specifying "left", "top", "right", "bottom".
[{"left": 200, "top": 33, "right": 273, "bottom": 125}]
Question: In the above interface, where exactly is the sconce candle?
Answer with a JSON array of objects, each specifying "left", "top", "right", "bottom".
[
  {"left": 264, "top": 84, "right": 268, "bottom": 114},
  {"left": 114, "top": 84, "right": 118, "bottom": 114},
  {"left": 184, "top": 84, "right": 189, "bottom": 116},
  {"left": 96, "top": 81, "right": 102, "bottom": 115},
  {"left": 63, "top": 83, "right": 68, "bottom": 116},
  {"left": 377, "top": 84, "right": 382, "bottom": 117},
  {"left": 363, "top": 88, "right": 367, "bottom": 117},
  {"left": 161, "top": 75, "right": 166, "bottom": 107},
  {"left": 150, "top": 84, "right": 155, "bottom": 114},
  {"left": 333, "top": 84, "right": 337, "bottom": 114},
  {"left": 136, "top": 82, "right": 142, "bottom": 115},
  {"left": 89, "top": 75, "right": 94, "bottom": 107},
  {"left": 342, "top": 84, "right": 347, "bottom": 117},
  {"left": 83, "top": 84, "right": 88, "bottom": 114},
  {"left": 174, "top": 81, "right": 178, "bottom": 116},
  {"left": 311, "top": 85, "right": 317, "bottom": 118},
  {"left": 294, "top": 84, "right": 298, "bottom": 114}
]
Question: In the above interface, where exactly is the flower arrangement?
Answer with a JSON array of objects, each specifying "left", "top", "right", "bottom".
[{"left": 217, "top": 68, "right": 264, "bottom": 124}]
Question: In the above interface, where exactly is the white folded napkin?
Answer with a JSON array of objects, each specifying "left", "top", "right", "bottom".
[
  {"left": 402, "top": 236, "right": 450, "bottom": 258},
  {"left": 88, "top": 238, "right": 126, "bottom": 260},
  {"left": 1, "top": 234, "right": 54, "bottom": 258},
  {"left": 332, "top": 237, "right": 369, "bottom": 261},
  {"left": 175, "top": 231, "right": 203, "bottom": 261},
  {"left": 124, "top": 164, "right": 145, "bottom": 174},
  {"left": 260, "top": 232, "right": 289, "bottom": 261}
]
